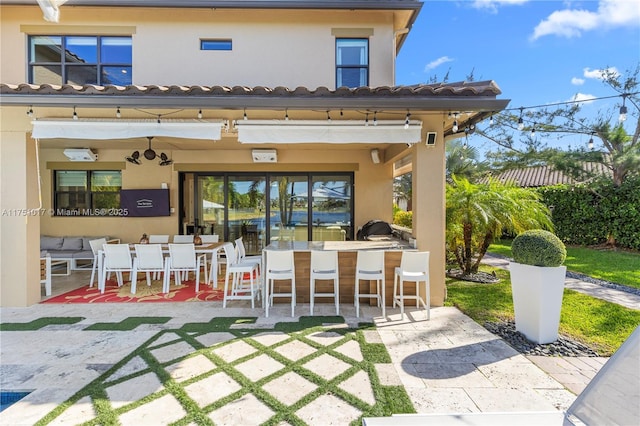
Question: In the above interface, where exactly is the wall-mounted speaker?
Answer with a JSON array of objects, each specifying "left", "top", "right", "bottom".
[
  {"left": 370, "top": 148, "right": 380, "bottom": 164},
  {"left": 425, "top": 132, "right": 437, "bottom": 146}
]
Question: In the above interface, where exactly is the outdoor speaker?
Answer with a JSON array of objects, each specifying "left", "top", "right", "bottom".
[
  {"left": 370, "top": 148, "right": 380, "bottom": 164},
  {"left": 425, "top": 132, "right": 437, "bottom": 146}
]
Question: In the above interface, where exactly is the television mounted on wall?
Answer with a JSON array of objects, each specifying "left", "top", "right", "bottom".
[{"left": 120, "top": 189, "right": 170, "bottom": 217}]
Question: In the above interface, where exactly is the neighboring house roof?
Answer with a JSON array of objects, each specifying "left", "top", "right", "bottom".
[
  {"left": 0, "top": 81, "right": 509, "bottom": 112},
  {"left": 488, "top": 162, "right": 611, "bottom": 187}
]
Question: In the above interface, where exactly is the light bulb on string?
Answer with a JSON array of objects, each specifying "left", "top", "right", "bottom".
[
  {"left": 243, "top": 108, "right": 247, "bottom": 120},
  {"left": 72, "top": 107, "right": 78, "bottom": 120},
  {"left": 452, "top": 120, "right": 458, "bottom": 133},
  {"left": 365, "top": 113, "right": 369, "bottom": 126},
  {"left": 530, "top": 123, "right": 536, "bottom": 138},
  {"left": 489, "top": 114, "right": 494, "bottom": 126},
  {"left": 404, "top": 112, "right": 411, "bottom": 129},
  {"left": 27, "top": 106, "right": 33, "bottom": 117},
  {"left": 197, "top": 109, "right": 202, "bottom": 119},
  {"left": 588, "top": 134, "right": 594, "bottom": 150},
  {"left": 373, "top": 111, "right": 377, "bottom": 126},
  {"left": 327, "top": 111, "right": 331, "bottom": 123},
  {"left": 285, "top": 109, "right": 289, "bottom": 121},
  {"left": 116, "top": 107, "right": 121, "bottom": 118}
]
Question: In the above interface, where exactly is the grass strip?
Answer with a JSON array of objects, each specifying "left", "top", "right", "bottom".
[
  {"left": 0, "top": 317, "right": 84, "bottom": 331},
  {"left": 84, "top": 316, "right": 171, "bottom": 331}
]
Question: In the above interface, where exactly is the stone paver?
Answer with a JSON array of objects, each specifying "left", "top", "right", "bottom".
[
  {"left": 305, "top": 330, "right": 343, "bottom": 346},
  {"left": 274, "top": 339, "right": 317, "bottom": 361},
  {"left": 183, "top": 371, "right": 242, "bottom": 407},
  {"left": 262, "top": 372, "right": 318, "bottom": 406},
  {"left": 211, "top": 340, "right": 257, "bottom": 363},
  {"left": 149, "top": 340, "right": 196, "bottom": 364},
  {"left": 302, "top": 353, "right": 351, "bottom": 381},
  {"left": 105, "top": 372, "right": 164, "bottom": 409},
  {"left": 208, "top": 393, "right": 275, "bottom": 426},
  {"left": 195, "top": 331, "right": 236, "bottom": 347},
  {"left": 296, "top": 394, "right": 362, "bottom": 426},
  {"left": 48, "top": 396, "right": 95, "bottom": 425},
  {"left": 165, "top": 353, "right": 217, "bottom": 382},
  {"left": 118, "top": 394, "right": 187, "bottom": 426},
  {"left": 106, "top": 355, "right": 149, "bottom": 382},
  {"left": 235, "top": 353, "right": 285, "bottom": 381},
  {"left": 333, "top": 339, "right": 364, "bottom": 362},
  {"left": 337, "top": 370, "right": 376, "bottom": 406},
  {"left": 250, "top": 331, "right": 290, "bottom": 347}
]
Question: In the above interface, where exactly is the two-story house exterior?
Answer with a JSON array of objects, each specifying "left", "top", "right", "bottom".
[{"left": 0, "top": 0, "right": 509, "bottom": 307}]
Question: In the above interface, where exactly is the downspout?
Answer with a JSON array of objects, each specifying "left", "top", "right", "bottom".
[{"left": 392, "top": 28, "right": 409, "bottom": 85}]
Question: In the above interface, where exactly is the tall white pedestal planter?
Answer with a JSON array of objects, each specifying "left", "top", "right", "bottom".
[{"left": 509, "top": 262, "right": 567, "bottom": 344}]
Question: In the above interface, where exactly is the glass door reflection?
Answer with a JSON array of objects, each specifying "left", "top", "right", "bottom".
[
  {"left": 269, "top": 175, "right": 309, "bottom": 242},
  {"left": 228, "top": 175, "right": 266, "bottom": 254}
]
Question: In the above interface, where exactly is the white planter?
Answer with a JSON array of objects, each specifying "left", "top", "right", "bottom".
[{"left": 509, "top": 261, "right": 567, "bottom": 344}]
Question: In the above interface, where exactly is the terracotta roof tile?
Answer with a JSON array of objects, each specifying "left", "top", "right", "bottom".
[{"left": 488, "top": 163, "right": 611, "bottom": 187}]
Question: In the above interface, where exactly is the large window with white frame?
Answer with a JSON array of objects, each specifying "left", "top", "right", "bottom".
[
  {"left": 28, "top": 35, "right": 132, "bottom": 85},
  {"left": 336, "top": 38, "right": 369, "bottom": 88},
  {"left": 53, "top": 170, "right": 122, "bottom": 216}
]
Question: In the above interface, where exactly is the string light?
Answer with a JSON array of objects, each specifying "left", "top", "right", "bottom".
[
  {"left": 243, "top": 108, "right": 247, "bottom": 120},
  {"left": 530, "top": 122, "right": 536, "bottom": 137},
  {"left": 197, "top": 109, "right": 202, "bottom": 119},
  {"left": 517, "top": 108, "right": 524, "bottom": 131},
  {"left": 404, "top": 111, "right": 411, "bottom": 129},
  {"left": 284, "top": 109, "right": 289, "bottom": 121},
  {"left": 27, "top": 106, "right": 33, "bottom": 117},
  {"left": 340, "top": 109, "right": 343, "bottom": 117},
  {"left": 373, "top": 111, "right": 377, "bottom": 126},
  {"left": 452, "top": 119, "right": 458, "bottom": 133},
  {"left": 157, "top": 115, "right": 161, "bottom": 124},
  {"left": 619, "top": 94, "right": 628, "bottom": 122},
  {"left": 588, "top": 133, "right": 594, "bottom": 150},
  {"left": 116, "top": 107, "right": 121, "bottom": 118},
  {"left": 365, "top": 113, "right": 369, "bottom": 126},
  {"left": 72, "top": 106, "right": 78, "bottom": 120},
  {"left": 327, "top": 110, "right": 331, "bottom": 123},
  {"left": 489, "top": 113, "right": 494, "bottom": 126}
]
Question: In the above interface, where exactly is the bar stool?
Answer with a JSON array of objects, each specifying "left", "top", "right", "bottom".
[
  {"left": 221, "top": 242, "right": 261, "bottom": 309},
  {"left": 393, "top": 251, "right": 430, "bottom": 320},
  {"left": 310, "top": 250, "right": 339, "bottom": 315},
  {"left": 265, "top": 250, "right": 296, "bottom": 317},
  {"left": 354, "top": 250, "right": 385, "bottom": 318}
]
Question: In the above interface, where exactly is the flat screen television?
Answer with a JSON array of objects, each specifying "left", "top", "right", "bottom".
[{"left": 120, "top": 189, "right": 170, "bottom": 217}]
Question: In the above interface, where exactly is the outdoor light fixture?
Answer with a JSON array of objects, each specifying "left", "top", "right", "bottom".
[
  {"left": 452, "top": 119, "right": 459, "bottom": 133},
  {"left": 489, "top": 113, "right": 494, "bottom": 126},
  {"left": 327, "top": 111, "right": 332, "bottom": 123},
  {"left": 198, "top": 109, "right": 203, "bottom": 119},
  {"left": 619, "top": 95, "right": 628, "bottom": 122},
  {"left": 27, "top": 106, "right": 33, "bottom": 117},
  {"left": 588, "top": 134, "right": 594, "bottom": 150},
  {"left": 116, "top": 107, "right": 121, "bottom": 118},
  {"left": 125, "top": 137, "right": 172, "bottom": 166},
  {"left": 517, "top": 108, "right": 524, "bottom": 131},
  {"left": 531, "top": 123, "right": 536, "bottom": 137},
  {"left": 72, "top": 106, "right": 78, "bottom": 120}
]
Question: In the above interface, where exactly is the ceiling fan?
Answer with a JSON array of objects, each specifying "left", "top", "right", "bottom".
[{"left": 125, "top": 137, "right": 172, "bottom": 166}]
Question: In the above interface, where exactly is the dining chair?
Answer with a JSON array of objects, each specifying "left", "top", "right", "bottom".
[
  {"left": 354, "top": 250, "right": 386, "bottom": 318},
  {"left": 148, "top": 234, "right": 169, "bottom": 244},
  {"left": 199, "top": 234, "right": 219, "bottom": 243},
  {"left": 265, "top": 249, "right": 296, "bottom": 317},
  {"left": 131, "top": 244, "right": 166, "bottom": 294},
  {"left": 100, "top": 243, "right": 133, "bottom": 294},
  {"left": 221, "top": 242, "right": 261, "bottom": 309},
  {"left": 164, "top": 243, "right": 206, "bottom": 293},
  {"left": 393, "top": 251, "right": 430, "bottom": 320},
  {"left": 310, "top": 250, "right": 339, "bottom": 315},
  {"left": 88, "top": 237, "right": 107, "bottom": 287},
  {"left": 172, "top": 235, "right": 194, "bottom": 243},
  {"left": 235, "top": 236, "right": 262, "bottom": 272}
]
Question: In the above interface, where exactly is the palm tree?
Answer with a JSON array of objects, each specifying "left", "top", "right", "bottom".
[{"left": 446, "top": 176, "right": 553, "bottom": 275}]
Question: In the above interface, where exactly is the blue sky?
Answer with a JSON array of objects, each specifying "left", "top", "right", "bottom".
[{"left": 396, "top": 0, "right": 640, "bottom": 153}]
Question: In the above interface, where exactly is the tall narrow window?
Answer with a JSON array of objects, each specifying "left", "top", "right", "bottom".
[
  {"left": 336, "top": 38, "right": 368, "bottom": 88},
  {"left": 28, "top": 35, "right": 132, "bottom": 85}
]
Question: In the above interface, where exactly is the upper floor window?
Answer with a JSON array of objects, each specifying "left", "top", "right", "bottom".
[
  {"left": 336, "top": 38, "right": 368, "bottom": 88},
  {"left": 54, "top": 170, "right": 122, "bottom": 216},
  {"left": 28, "top": 35, "right": 132, "bottom": 85},
  {"left": 200, "top": 39, "right": 232, "bottom": 51}
]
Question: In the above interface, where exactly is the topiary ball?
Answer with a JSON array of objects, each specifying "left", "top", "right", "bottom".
[{"left": 512, "top": 229, "right": 566, "bottom": 267}]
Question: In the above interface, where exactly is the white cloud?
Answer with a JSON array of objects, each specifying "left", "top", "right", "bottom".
[
  {"left": 425, "top": 56, "right": 454, "bottom": 71},
  {"left": 571, "top": 77, "right": 585, "bottom": 85},
  {"left": 531, "top": 0, "right": 640, "bottom": 40},
  {"left": 569, "top": 93, "right": 597, "bottom": 104},
  {"left": 472, "top": 0, "right": 529, "bottom": 11},
  {"left": 583, "top": 67, "right": 620, "bottom": 80}
]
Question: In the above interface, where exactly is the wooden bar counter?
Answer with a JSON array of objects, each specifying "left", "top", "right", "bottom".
[{"left": 263, "top": 240, "right": 419, "bottom": 306}]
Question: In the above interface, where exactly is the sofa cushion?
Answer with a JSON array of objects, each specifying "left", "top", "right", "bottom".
[
  {"left": 41, "top": 236, "right": 64, "bottom": 251},
  {"left": 49, "top": 250, "right": 79, "bottom": 259},
  {"left": 72, "top": 250, "right": 95, "bottom": 260},
  {"left": 61, "top": 237, "right": 83, "bottom": 251}
]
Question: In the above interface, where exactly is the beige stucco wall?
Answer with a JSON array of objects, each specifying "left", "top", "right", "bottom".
[{"left": 1, "top": 6, "right": 395, "bottom": 88}]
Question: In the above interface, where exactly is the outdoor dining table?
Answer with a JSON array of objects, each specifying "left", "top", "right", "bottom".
[
  {"left": 261, "top": 239, "right": 412, "bottom": 306},
  {"left": 96, "top": 242, "right": 225, "bottom": 293}
]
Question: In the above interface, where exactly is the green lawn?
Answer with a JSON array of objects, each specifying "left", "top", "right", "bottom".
[
  {"left": 489, "top": 239, "right": 640, "bottom": 289},
  {"left": 445, "top": 266, "right": 640, "bottom": 356}
]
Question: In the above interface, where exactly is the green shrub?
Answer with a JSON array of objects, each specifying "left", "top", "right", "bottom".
[
  {"left": 393, "top": 210, "right": 412, "bottom": 228},
  {"left": 512, "top": 229, "right": 567, "bottom": 267}
]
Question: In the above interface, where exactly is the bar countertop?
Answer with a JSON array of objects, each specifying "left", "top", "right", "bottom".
[{"left": 264, "top": 238, "right": 412, "bottom": 252}]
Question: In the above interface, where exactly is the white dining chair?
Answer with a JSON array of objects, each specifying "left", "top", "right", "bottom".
[
  {"left": 354, "top": 250, "right": 386, "bottom": 318},
  {"left": 131, "top": 244, "right": 166, "bottom": 294},
  {"left": 100, "top": 243, "right": 133, "bottom": 294},
  {"left": 164, "top": 243, "right": 206, "bottom": 293},
  {"left": 221, "top": 242, "right": 261, "bottom": 309},
  {"left": 235, "top": 236, "right": 262, "bottom": 272},
  {"left": 265, "top": 249, "right": 296, "bottom": 317},
  {"left": 200, "top": 234, "right": 219, "bottom": 243},
  {"left": 88, "top": 237, "right": 107, "bottom": 287},
  {"left": 393, "top": 251, "right": 430, "bottom": 320},
  {"left": 148, "top": 234, "right": 169, "bottom": 244},
  {"left": 310, "top": 250, "right": 339, "bottom": 315},
  {"left": 172, "top": 235, "right": 194, "bottom": 243}
]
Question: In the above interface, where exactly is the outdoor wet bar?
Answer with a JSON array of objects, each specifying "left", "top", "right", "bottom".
[{"left": 262, "top": 239, "right": 418, "bottom": 307}]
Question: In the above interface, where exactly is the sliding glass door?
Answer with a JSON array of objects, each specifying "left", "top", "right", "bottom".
[{"left": 185, "top": 172, "right": 353, "bottom": 253}]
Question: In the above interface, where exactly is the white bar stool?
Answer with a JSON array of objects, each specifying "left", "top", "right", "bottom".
[
  {"left": 393, "top": 251, "right": 430, "bottom": 320},
  {"left": 310, "top": 250, "right": 339, "bottom": 315},
  {"left": 265, "top": 250, "right": 296, "bottom": 317},
  {"left": 354, "top": 250, "right": 385, "bottom": 318}
]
